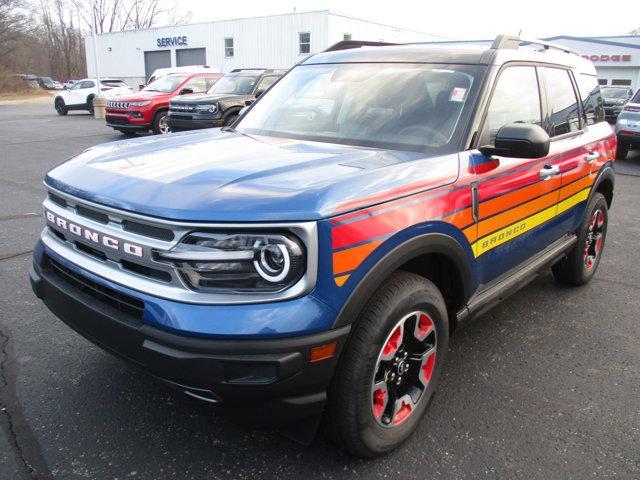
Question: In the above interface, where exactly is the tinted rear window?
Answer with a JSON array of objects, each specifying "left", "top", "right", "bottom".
[
  {"left": 577, "top": 74, "right": 604, "bottom": 126},
  {"left": 541, "top": 67, "right": 580, "bottom": 137}
]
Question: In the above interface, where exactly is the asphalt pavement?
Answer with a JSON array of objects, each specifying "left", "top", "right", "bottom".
[{"left": 1, "top": 99, "right": 639, "bottom": 479}]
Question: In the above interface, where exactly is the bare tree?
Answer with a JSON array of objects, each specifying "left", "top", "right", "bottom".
[
  {"left": 0, "top": 0, "right": 31, "bottom": 69},
  {"left": 39, "top": 0, "right": 86, "bottom": 80}
]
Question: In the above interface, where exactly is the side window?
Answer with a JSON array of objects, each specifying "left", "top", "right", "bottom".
[
  {"left": 70, "top": 82, "right": 83, "bottom": 91},
  {"left": 577, "top": 74, "right": 604, "bottom": 125},
  {"left": 255, "top": 75, "right": 279, "bottom": 94},
  {"left": 81, "top": 81, "right": 95, "bottom": 89},
  {"left": 183, "top": 77, "right": 207, "bottom": 93},
  {"left": 483, "top": 66, "right": 541, "bottom": 145},
  {"left": 541, "top": 67, "right": 580, "bottom": 137},
  {"left": 205, "top": 77, "right": 219, "bottom": 90}
]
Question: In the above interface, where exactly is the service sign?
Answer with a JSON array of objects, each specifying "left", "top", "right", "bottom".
[
  {"left": 583, "top": 54, "right": 632, "bottom": 62},
  {"left": 157, "top": 36, "right": 188, "bottom": 47}
]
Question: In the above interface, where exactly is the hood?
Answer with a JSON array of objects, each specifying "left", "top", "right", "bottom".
[
  {"left": 116, "top": 90, "right": 170, "bottom": 101},
  {"left": 45, "top": 131, "right": 459, "bottom": 222},
  {"left": 172, "top": 93, "right": 248, "bottom": 105}
]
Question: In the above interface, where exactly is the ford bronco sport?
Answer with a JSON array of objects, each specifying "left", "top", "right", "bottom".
[{"left": 31, "top": 36, "right": 616, "bottom": 457}]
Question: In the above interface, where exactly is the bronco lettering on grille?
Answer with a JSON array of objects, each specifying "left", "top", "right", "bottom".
[{"left": 45, "top": 209, "right": 144, "bottom": 258}]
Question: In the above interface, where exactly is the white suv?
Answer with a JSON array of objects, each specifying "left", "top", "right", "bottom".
[{"left": 54, "top": 78, "right": 133, "bottom": 115}]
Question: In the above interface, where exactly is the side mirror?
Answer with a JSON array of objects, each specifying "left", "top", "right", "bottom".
[
  {"left": 179, "top": 87, "right": 194, "bottom": 95},
  {"left": 480, "top": 123, "right": 550, "bottom": 159}
]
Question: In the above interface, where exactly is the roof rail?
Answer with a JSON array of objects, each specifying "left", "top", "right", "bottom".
[
  {"left": 491, "top": 34, "right": 580, "bottom": 55},
  {"left": 324, "top": 40, "right": 397, "bottom": 52}
]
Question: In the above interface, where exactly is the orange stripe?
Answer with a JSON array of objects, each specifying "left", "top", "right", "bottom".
[
  {"left": 479, "top": 176, "right": 562, "bottom": 219},
  {"left": 559, "top": 174, "right": 594, "bottom": 201},
  {"left": 333, "top": 239, "right": 384, "bottom": 275},
  {"left": 476, "top": 189, "right": 559, "bottom": 239}
]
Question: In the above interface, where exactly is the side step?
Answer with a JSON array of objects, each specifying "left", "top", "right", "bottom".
[{"left": 457, "top": 235, "right": 577, "bottom": 323}]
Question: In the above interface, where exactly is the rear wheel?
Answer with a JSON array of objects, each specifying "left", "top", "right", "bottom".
[
  {"left": 54, "top": 98, "right": 67, "bottom": 116},
  {"left": 152, "top": 110, "right": 170, "bottom": 134},
  {"left": 552, "top": 192, "right": 608, "bottom": 285},
  {"left": 86, "top": 95, "right": 95, "bottom": 115},
  {"left": 326, "top": 271, "right": 448, "bottom": 457}
]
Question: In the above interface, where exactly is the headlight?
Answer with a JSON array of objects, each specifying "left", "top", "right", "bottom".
[
  {"left": 158, "top": 232, "right": 306, "bottom": 293},
  {"left": 195, "top": 104, "right": 217, "bottom": 113},
  {"left": 129, "top": 101, "right": 151, "bottom": 107}
]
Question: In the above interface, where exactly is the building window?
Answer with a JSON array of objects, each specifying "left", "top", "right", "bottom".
[
  {"left": 343, "top": 33, "right": 352, "bottom": 41},
  {"left": 598, "top": 79, "right": 608, "bottom": 86},
  {"left": 299, "top": 32, "right": 310, "bottom": 54},
  {"left": 225, "top": 38, "right": 234, "bottom": 58},
  {"left": 611, "top": 79, "right": 632, "bottom": 86}
]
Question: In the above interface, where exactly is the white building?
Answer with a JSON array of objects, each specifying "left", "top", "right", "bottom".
[
  {"left": 426, "top": 35, "right": 640, "bottom": 92},
  {"left": 85, "top": 10, "right": 441, "bottom": 86}
]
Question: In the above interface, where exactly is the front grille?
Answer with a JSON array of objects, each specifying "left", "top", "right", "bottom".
[
  {"left": 171, "top": 115, "right": 192, "bottom": 120},
  {"left": 170, "top": 104, "right": 196, "bottom": 112},
  {"left": 106, "top": 115, "right": 130, "bottom": 125},
  {"left": 122, "top": 220, "right": 174, "bottom": 241},
  {"left": 106, "top": 100, "right": 130, "bottom": 109},
  {"left": 46, "top": 255, "right": 144, "bottom": 326}
]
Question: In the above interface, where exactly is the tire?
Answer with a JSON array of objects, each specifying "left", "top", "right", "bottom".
[
  {"left": 326, "top": 271, "right": 449, "bottom": 457},
  {"left": 615, "top": 143, "right": 629, "bottom": 160},
  {"left": 152, "top": 110, "right": 170, "bottom": 134},
  {"left": 86, "top": 95, "right": 95, "bottom": 115},
  {"left": 54, "top": 97, "right": 67, "bottom": 116},
  {"left": 552, "top": 192, "right": 608, "bottom": 286},
  {"left": 224, "top": 113, "right": 239, "bottom": 127}
]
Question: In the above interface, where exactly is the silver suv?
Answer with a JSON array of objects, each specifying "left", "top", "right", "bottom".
[{"left": 615, "top": 88, "right": 640, "bottom": 159}]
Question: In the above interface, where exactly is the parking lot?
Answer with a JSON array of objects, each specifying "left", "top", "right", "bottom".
[{"left": 1, "top": 98, "right": 639, "bottom": 479}]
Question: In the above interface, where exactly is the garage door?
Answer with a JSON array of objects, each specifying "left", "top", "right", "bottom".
[
  {"left": 144, "top": 50, "right": 171, "bottom": 82},
  {"left": 176, "top": 48, "right": 207, "bottom": 67}
]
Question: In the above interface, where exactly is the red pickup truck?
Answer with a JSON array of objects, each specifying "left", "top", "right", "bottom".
[{"left": 105, "top": 72, "right": 222, "bottom": 135}]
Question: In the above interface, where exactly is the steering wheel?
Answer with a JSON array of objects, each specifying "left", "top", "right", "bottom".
[{"left": 398, "top": 125, "right": 449, "bottom": 146}]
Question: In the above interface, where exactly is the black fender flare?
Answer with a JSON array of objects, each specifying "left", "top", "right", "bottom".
[
  {"left": 332, "top": 233, "right": 473, "bottom": 329},
  {"left": 86, "top": 93, "right": 95, "bottom": 106},
  {"left": 583, "top": 163, "right": 615, "bottom": 214}
]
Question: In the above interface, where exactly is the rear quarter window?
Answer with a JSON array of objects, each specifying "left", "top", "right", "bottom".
[
  {"left": 577, "top": 74, "right": 604, "bottom": 125},
  {"left": 541, "top": 67, "right": 581, "bottom": 137}
]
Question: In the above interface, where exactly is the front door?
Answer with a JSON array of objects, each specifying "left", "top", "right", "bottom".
[{"left": 471, "top": 65, "right": 562, "bottom": 285}]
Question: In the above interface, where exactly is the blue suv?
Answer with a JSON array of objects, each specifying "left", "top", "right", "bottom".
[{"left": 31, "top": 36, "right": 616, "bottom": 456}]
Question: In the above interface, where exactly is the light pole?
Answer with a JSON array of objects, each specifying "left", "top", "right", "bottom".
[{"left": 91, "top": 0, "right": 101, "bottom": 88}]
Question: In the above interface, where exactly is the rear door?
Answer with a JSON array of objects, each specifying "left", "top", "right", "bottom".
[
  {"left": 472, "top": 64, "right": 562, "bottom": 284},
  {"left": 540, "top": 68, "right": 607, "bottom": 235}
]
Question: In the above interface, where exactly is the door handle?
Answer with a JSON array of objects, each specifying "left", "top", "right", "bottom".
[
  {"left": 585, "top": 150, "right": 600, "bottom": 164},
  {"left": 539, "top": 164, "right": 560, "bottom": 181}
]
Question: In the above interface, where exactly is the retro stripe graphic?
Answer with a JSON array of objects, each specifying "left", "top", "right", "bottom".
[{"left": 330, "top": 138, "right": 613, "bottom": 287}]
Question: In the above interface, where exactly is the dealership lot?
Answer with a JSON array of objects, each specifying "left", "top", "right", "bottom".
[{"left": 1, "top": 100, "right": 640, "bottom": 479}]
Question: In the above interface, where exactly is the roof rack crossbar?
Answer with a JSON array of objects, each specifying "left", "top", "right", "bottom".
[
  {"left": 491, "top": 34, "right": 580, "bottom": 56},
  {"left": 323, "top": 40, "right": 397, "bottom": 52}
]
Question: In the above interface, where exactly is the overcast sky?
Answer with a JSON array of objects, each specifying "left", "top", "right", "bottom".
[{"left": 183, "top": 0, "right": 639, "bottom": 40}]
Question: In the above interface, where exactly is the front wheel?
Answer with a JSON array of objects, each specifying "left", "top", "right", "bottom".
[
  {"left": 54, "top": 98, "right": 67, "bottom": 116},
  {"left": 326, "top": 271, "right": 448, "bottom": 457},
  {"left": 552, "top": 192, "right": 608, "bottom": 285},
  {"left": 152, "top": 111, "right": 170, "bottom": 134}
]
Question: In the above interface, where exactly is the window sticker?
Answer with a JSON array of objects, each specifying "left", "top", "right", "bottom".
[{"left": 450, "top": 87, "right": 467, "bottom": 102}]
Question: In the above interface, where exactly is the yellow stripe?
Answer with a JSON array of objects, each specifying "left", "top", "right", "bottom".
[
  {"left": 334, "top": 274, "right": 350, "bottom": 287},
  {"left": 471, "top": 187, "right": 591, "bottom": 258}
]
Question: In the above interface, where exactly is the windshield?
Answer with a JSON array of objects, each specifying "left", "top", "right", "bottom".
[
  {"left": 601, "top": 88, "right": 629, "bottom": 99},
  {"left": 101, "top": 80, "right": 128, "bottom": 88},
  {"left": 237, "top": 63, "right": 481, "bottom": 152},
  {"left": 143, "top": 74, "right": 188, "bottom": 93},
  {"left": 207, "top": 75, "right": 260, "bottom": 95}
]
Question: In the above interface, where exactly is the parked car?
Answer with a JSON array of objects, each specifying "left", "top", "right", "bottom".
[
  {"left": 14, "top": 74, "right": 40, "bottom": 89},
  {"left": 54, "top": 78, "right": 133, "bottom": 115},
  {"left": 105, "top": 72, "right": 222, "bottom": 135},
  {"left": 35, "top": 76, "right": 57, "bottom": 90},
  {"left": 614, "top": 88, "right": 640, "bottom": 159},
  {"left": 601, "top": 86, "right": 633, "bottom": 122},
  {"left": 143, "top": 65, "right": 220, "bottom": 88},
  {"left": 52, "top": 80, "right": 64, "bottom": 90},
  {"left": 168, "top": 69, "right": 286, "bottom": 131},
  {"left": 31, "top": 36, "right": 616, "bottom": 457}
]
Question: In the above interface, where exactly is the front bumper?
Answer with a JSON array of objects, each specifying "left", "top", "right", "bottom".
[
  {"left": 30, "top": 252, "right": 350, "bottom": 424},
  {"left": 167, "top": 112, "right": 224, "bottom": 130},
  {"left": 105, "top": 111, "right": 151, "bottom": 131}
]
